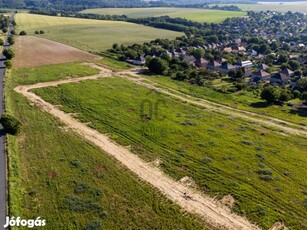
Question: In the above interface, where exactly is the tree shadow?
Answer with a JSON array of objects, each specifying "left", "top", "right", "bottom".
[
  {"left": 250, "top": 101, "right": 270, "bottom": 108},
  {"left": 290, "top": 108, "right": 307, "bottom": 118},
  {"left": 138, "top": 70, "right": 154, "bottom": 76},
  {"left": 0, "top": 128, "right": 6, "bottom": 137}
]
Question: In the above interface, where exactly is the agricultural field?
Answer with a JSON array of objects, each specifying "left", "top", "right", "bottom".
[
  {"left": 31, "top": 74, "right": 307, "bottom": 229},
  {"left": 14, "top": 36, "right": 99, "bottom": 68},
  {"left": 14, "top": 13, "right": 183, "bottom": 52},
  {"left": 5, "top": 63, "right": 207, "bottom": 229},
  {"left": 213, "top": 2, "right": 307, "bottom": 13},
  {"left": 81, "top": 7, "right": 247, "bottom": 23},
  {"left": 145, "top": 74, "right": 307, "bottom": 126}
]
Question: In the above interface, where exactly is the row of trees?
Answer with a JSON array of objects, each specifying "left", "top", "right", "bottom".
[
  {"left": 0, "top": 0, "right": 150, "bottom": 11},
  {"left": 261, "top": 80, "right": 307, "bottom": 104},
  {"left": 0, "top": 15, "right": 22, "bottom": 135}
]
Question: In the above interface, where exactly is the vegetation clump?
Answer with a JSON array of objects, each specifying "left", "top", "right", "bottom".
[
  {"left": 0, "top": 113, "right": 22, "bottom": 135},
  {"left": 3, "top": 48, "right": 15, "bottom": 60},
  {"left": 19, "top": 30, "right": 27, "bottom": 36}
]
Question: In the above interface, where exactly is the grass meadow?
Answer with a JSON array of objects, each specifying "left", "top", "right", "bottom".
[
  {"left": 212, "top": 2, "right": 307, "bottom": 13},
  {"left": 15, "top": 13, "right": 183, "bottom": 52},
  {"left": 81, "top": 7, "right": 247, "bottom": 23},
  {"left": 144, "top": 74, "right": 307, "bottom": 126},
  {"left": 32, "top": 74, "right": 307, "bottom": 229},
  {"left": 5, "top": 63, "right": 208, "bottom": 229}
]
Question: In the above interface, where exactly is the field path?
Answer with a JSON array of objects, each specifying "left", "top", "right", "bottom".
[
  {"left": 117, "top": 68, "right": 307, "bottom": 137},
  {"left": 14, "top": 66, "right": 261, "bottom": 230}
]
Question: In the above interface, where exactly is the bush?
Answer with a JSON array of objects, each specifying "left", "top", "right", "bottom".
[
  {"left": 3, "top": 48, "right": 15, "bottom": 60},
  {"left": 85, "top": 220, "right": 103, "bottom": 230},
  {"left": 11, "top": 30, "right": 16, "bottom": 35},
  {"left": 256, "top": 169, "right": 272, "bottom": 175},
  {"left": 148, "top": 57, "right": 169, "bottom": 75},
  {"left": 62, "top": 195, "right": 103, "bottom": 213},
  {"left": 40, "top": 30, "right": 45, "bottom": 34},
  {"left": 35, "top": 30, "right": 39, "bottom": 35},
  {"left": 279, "top": 90, "right": 291, "bottom": 102},
  {"left": 292, "top": 90, "right": 301, "bottom": 98},
  {"left": 0, "top": 113, "right": 22, "bottom": 135},
  {"left": 4, "top": 60, "right": 12, "bottom": 69},
  {"left": 74, "top": 183, "right": 88, "bottom": 194},
  {"left": 260, "top": 175, "right": 273, "bottom": 181},
  {"left": 261, "top": 86, "right": 280, "bottom": 104},
  {"left": 301, "top": 92, "right": 307, "bottom": 102},
  {"left": 0, "top": 38, "right": 3, "bottom": 46},
  {"left": 7, "top": 36, "right": 14, "bottom": 45},
  {"left": 19, "top": 30, "right": 27, "bottom": 36}
]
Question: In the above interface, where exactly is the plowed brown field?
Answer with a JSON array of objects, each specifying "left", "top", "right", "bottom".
[{"left": 13, "top": 36, "right": 100, "bottom": 68}]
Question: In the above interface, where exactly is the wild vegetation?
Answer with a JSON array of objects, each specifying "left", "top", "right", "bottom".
[
  {"left": 141, "top": 73, "right": 307, "bottom": 126},
  {"left": 32, "top": 75, "right": 307, "bottom": 229},
  {"left": 5, "top": 63, "right": 207, "bottom": 229}
]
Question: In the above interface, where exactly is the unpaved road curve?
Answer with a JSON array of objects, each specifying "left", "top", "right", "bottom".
[
  {"left": 14, "top": 69, "right": 260, "bottom": 230},
  {"left": 117, "top": 68, "right": 307, "bottom": 137}
]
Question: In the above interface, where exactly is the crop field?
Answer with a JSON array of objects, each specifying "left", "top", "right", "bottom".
[
  {"left": 81, "top": 7, "right": 247, "bottom": 23},
  {"left": 213, "top": 2, "right": 307, "bottom": 13},
  {"left": 15, "top": 13, "right": 183, "bottom": 52},
  {"left": 31, "top": 73, "right": 307, "bottom": 229},
  {"left": 14, "top": 36, "right": 99, "bottom": 68},
  {"left": 5, "top": 63, "right": 207, "bottom": 229},
  {"left": 145, "top": 75, "right": 307, "bottom": 126}
]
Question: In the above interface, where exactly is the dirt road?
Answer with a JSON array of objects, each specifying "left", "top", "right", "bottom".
[
  {"left": 14, "top": 66, "right": 261, "bottom": 230},
  {"left": 117, "top": 68, "right": 307, "bottom": 137}
]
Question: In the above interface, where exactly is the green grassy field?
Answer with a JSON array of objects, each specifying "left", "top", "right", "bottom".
[
  {"left": 15, "top": 13, "right": 183, "bottom": 52},
  {"left": 143, "top": 74, "right": 307, "bottom": 126},
  {"left": 31, "top": 73, "right": 307, "bottom": 229},
  {"left": 81, "top": 7, "right": 247, "bottom": 23},
  {"left": 5, "top": 63, "right": 208, "bottom": 229},
  {"left": 212, "top": 2, "right": 307, "bottom": 13}
]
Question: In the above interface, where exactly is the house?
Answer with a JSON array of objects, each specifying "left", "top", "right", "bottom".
[
  {"left": 281, "top": 68, "right": 294, "bottom": 77},
  {"left": 183, "top": 55, "right": 196, "bottom": 65},
  {"left": 207, "top": 61, "right": 221, "bottom": 70},
  {"left": 219, "top": 63, "right": 236, "bottom": 73},
  {"left": 223, "top": 47, "right": 232, "bottom": 53},
  {"left": 298, "top": 43, "right": 305, "bottom": 48},
  {"left": 250, "top": 49, "right": 258, "bottom": 56},
  {"left": 170, "top": 50, "right": 180, "bottom": 58},
  {"left": 195, "top": 58, "right": 209, "bottom": 68},
  {"left": 232, "top": 45, "right": 246, "bottom": 52},
  {"left": 132, "top": 55, "right": 146, "bottom": 65},
  {"left": 175, "top": 48, "right": 186, "bottom": 56},
  {"left": 242, "top": 68, "right": 252, "bottom": 77},
  {"left": 240, "top": 60, "right": 253, "bottom": 68},
  {"left": 270, "top": 73, "right": 289, "bottom": 85},
  {"left": 216, "top": 57, "right": 227, "bottom": 63},
  {"left": 251, "top": 70, "right": 270, "bottom": 82},
  {"left": 165, "top": 51, "right": 172, "bottom": 58},
  {"left": 258, "top": 63, "right": 269, "bottom": 70},
  {"left": 234, "top": 38, "right": 241, "bottom": 44}
]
